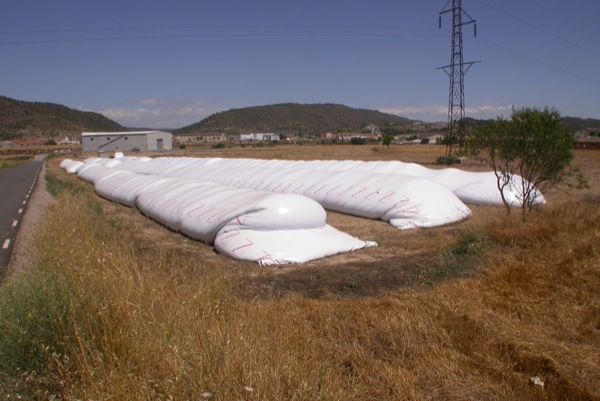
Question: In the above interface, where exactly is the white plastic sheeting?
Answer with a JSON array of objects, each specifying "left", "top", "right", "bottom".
[
  {"left": 84, "top": 157, "right": 472, "bottom": 230},
  {"left": 113, "top": 157, "right": 540, "bottom": 207},
  {"left": 61, "top": 160, "right": 375, "bottom": 265},
  {"left": 60, "top": 154, "right": 544, "bottom": 264},
  {"left": 129, "top": 157, "right": 542, "bottom": 207},
  {"left": 59, "top": 159, "right": 84, "bottom": 174},
  {"left": 275, "top": 159, "right": 546, "bottom": 207}
]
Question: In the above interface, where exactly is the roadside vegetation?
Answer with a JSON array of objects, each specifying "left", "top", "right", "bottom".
[
  {"left": 1, "top": 146, "right": 599, "bottom": 400},
  {"left": 0, "top": 155, "right": 32, "bottom": 170}
]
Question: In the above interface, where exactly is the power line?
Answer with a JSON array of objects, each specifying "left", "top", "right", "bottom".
[
  {"left": 0, "top": 25, "right": 445, "bottom": 46},
  {"left": 0, "top": 32, "right": 446, "bottom": 47},
  {"left": 474, "top": 0, "right": 600, "bottom": 59},
  {"left": 474, "top": 36, "right": 600, "bottom": 88},
  {"left": 0, "top": 24, "right": 434, "bottom": 36},
  {"left": 455, "top": 0, "right": 600, "bottom": 88}
]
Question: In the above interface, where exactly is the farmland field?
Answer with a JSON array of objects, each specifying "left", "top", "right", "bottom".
[{"left": 1, "top": 143, "right": 599, "bottom": 400}]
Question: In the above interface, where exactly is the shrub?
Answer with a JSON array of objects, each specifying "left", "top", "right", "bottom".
[
  {"left": 467, "top": 107, "right": 577, "bottom": 214},
  {"left": 350, "top": 137, "right": 367, "bottom": 145},
  {"left": 436, "top": 155, "right": 461, "bottom": 165}
]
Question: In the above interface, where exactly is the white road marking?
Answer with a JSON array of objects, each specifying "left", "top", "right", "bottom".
[
  {"left": 22, "top": 200, "right": 27, "bottom": 205},
  {"left": 2, "top": 239, "right": 10, "bottom": 249},
  {"left": 12, "top": 220, "right": 18, "bottom": 228},
  {"left": 18, "top": 208, "right": 23, "bottom": 214}
]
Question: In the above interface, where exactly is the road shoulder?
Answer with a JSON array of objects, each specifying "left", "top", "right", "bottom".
[{"left": 5, "top": 160, "right": 56, "bottom": 281}]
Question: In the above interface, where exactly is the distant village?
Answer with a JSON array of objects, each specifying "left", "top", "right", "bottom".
[{"left": 2, "top": 123, "right": 599, "bottom": 151}]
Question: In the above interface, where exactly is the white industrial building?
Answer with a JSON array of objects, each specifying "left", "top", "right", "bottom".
[{"left": 82, "top": 131, "right": 172, "bottom": 153}]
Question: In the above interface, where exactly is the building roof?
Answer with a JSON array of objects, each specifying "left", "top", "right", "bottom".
[{"left": 81, "top": 131, "right": 171, "bottom": 136}]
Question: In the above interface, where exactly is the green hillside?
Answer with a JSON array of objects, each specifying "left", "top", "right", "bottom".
[
  {"left": 174, "top": 103, "right": 413, "bottom": 136},
  {"left": 1, "top": 95, "right": 597, "bottom": 141},
  {"left": 0, "top": 96, "right": 125, "bottom": 140},
  {"left": 561, "top": 116, "right": 600, "bottom": 133}
]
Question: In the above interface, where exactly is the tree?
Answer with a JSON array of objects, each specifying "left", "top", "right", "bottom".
[
  {"left": 382, "top": 134, "right": 393, "bottom": 148},
  {"left": 467, "top": 107, "right": 575, "bottom": 215}
]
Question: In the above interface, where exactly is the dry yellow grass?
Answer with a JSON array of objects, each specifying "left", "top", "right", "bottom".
[{"left": 1, "top": 144, "right": 599, "bottom": 400}]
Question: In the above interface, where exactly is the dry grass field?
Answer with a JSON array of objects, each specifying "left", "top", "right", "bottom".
[{"left": 1, "top": 143, "right": 599, "bottom": 400}]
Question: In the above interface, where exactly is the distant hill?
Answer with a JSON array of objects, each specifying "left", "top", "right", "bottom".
[
  {"left": 0, "top": 96, "right": 125, "bottom": 140},
  {"left": 2, "top": 95, "right": 597, "bottom": 141},
  {"left": 174, "top": 103, "right": 414, "bottom": 136},
  {"left": 561, "top": 116, "right": 600, "bottom": 133}
]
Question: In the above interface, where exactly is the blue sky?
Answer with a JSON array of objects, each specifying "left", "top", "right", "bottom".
[{"left": 1, "top": 0, "right": 599, "bottom": 128}]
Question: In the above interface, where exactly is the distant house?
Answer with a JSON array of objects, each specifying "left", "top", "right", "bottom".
[
  {"left": 228, "top": 133, "right": 280, "bottom": 142},
  {"left": 176, "top": 134, "right": 227, "bottom": 144},
  {"left": 336, "top": 133, "right": 380, "bottom": 142},
  {"left": 82, "top": 131, "right": 172, "bottom": 153},
  {"left": 58, "top": 136, "right": 80, "bottom": 145},
  {"left": 574, "top": 134, "right": 600, "bottom": 149}
]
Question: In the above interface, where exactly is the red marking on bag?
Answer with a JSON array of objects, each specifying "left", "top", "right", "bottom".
[
  {"left": 236, "top": 214, "right": 249, "bottom": 225},
  {"left": 186, "top": 203, "right": 206, "bottom": 217},
  {"left": 219, "top": 230, "right": 239, "bottom": 244},
  {"left": 313, "top": 184, "right": 328, "bottom": 195},
  {"left": 257, "top": 251, "right": 285, "bottom": 266},
  {"left": 392, "top": 197, "right": 410, "bottom": 210},
  {"left": 231, "top": 237, "right": 254, "bottom": 255},
  {"left": 207, "top": 208, "right": 229, "bottom": 222},
  {"left": 408, "top": 221, "right": 421, "bottom": 229},
  {"left": 398, "top": 206, "right": 420, "bottom": 217},
  {"left": 338, "top": 187, "right": 353, "bottom": 197},
  {"left": 378, "top": 191, "right": 395, "bottom": 204},
  {"left": 326, "top": 185, "right": 341, "bottom": 195},
  {"left": 162, "top": 199, "right": 181, "bottom": 213},
  {"left": 195, "top": 207, "right": 215, "bottom": 220},
  {"left": 364, "top": 189, "right": 381, "bottom": 200},
  {"left": 351, "top": 187, "right": 367, "bottom": 198}
]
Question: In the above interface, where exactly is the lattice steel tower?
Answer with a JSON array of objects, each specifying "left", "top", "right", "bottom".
[{"left": 438, "top": 0, "right": 479, "bottom": 156}]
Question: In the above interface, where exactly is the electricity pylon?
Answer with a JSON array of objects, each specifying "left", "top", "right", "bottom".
[{"left": 437, "top": 0, "right": 479, "bottom": 156}]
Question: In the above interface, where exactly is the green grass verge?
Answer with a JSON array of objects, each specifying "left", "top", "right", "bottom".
[
  {"left": 419, "top": 229, "right": 490, "bottom": 285},
  {"left": 0, "top": 156, "right": 32, "bottom": 170}
]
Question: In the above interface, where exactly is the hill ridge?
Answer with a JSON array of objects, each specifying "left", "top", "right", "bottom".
[
  {"left": 0, "top": 96, "right": 125, "bottom": 140},
  {"left": 1, "top": 96, "right": 598, "bottom": 140},
  {"left": 174, "top": 103, "right": 414, "bottom": 136}
]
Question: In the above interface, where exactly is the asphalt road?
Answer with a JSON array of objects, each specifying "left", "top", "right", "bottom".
[{"left": 0, "top": 157, "right": 44, "bottom": 269}]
